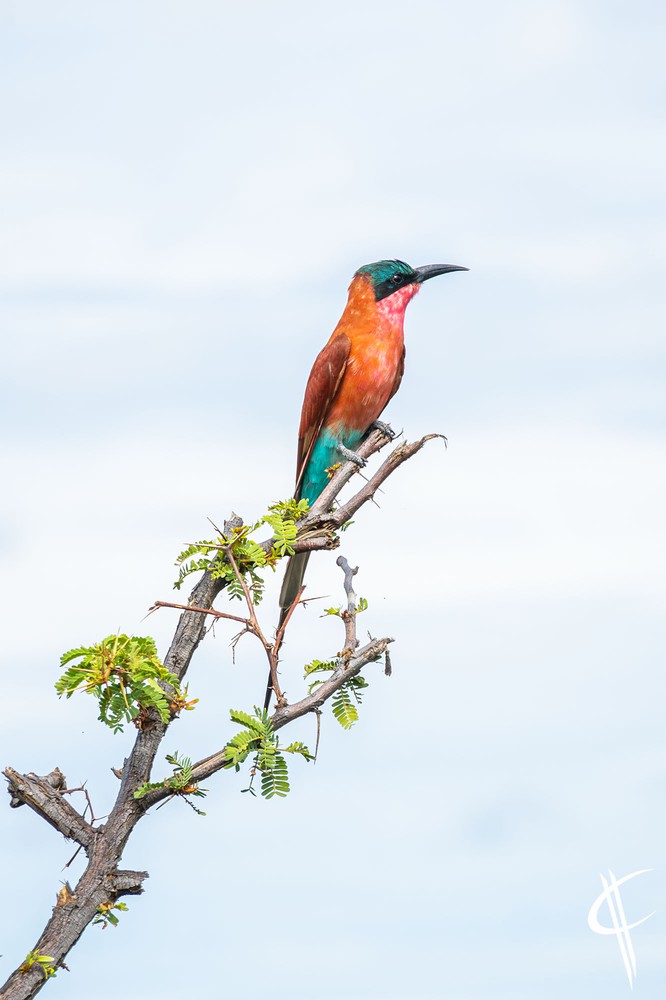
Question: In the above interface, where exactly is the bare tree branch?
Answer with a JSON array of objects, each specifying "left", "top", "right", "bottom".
[
  {"left": 1, "top": 431, "right": 437, "bottom": 999},
  {"left": 142, "top": 633, "right": 392, "bottom": 805},
  {"left": 4, "top": 769, "right": 96, "bottom": 849},
  {"left": 260, "top": 431, "right": 445, "bottom": 557},
  {"left": 336, "top": 555, "right": 360, "bottom": 651},
  {"left": 149, "top": 600, "right": 250, "bottom": 625}
]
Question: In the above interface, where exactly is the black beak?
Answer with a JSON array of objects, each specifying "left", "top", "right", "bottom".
[{"left": 414, "top": 263, "right": 469, "bottom": 283}]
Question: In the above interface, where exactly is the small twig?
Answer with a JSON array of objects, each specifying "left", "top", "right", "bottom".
[
  {"left": 150, "top": 600, "right": 250, "bottom": 626},
  {"left": 224, "top": 545, "right": 284, "bottom": 706},
  {"left": 59, "top": 784, "right": 107, "bottom": 826},
  {"left": 336, "top": 556, "right": 359, "bottom": 654},
  {"left": 224, "top": 547, "right": 264, "bottom": 638},
  {"left": 336, "top": 556, "right": 358, "bottom": 612},
  {"left": 62, "top": 844, "right": 84, "bottom": 870},
  {"left": 313, "top": 709, "right": 322, "bottom": 761},
  {"left": 265, "top": 583, "right": 306, "bottom": 707},
  {"left": 229, "top": 623, "right": 253, "bottom": 663},
  {"left": 274, "top": 585, "right": 305, "bottom": 650}
]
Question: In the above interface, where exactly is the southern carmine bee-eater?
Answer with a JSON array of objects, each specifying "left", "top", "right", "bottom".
[{"left": 264, "top": 258, "right": 467, "bottom": 709}]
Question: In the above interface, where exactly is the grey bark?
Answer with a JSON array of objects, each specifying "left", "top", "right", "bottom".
[{"left": 1, "top": 429, "right": 441, "bottom": 998}]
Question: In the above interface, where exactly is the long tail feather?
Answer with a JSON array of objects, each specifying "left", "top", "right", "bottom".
[
  {"left": 263, "top": 551, "right": 311, "bottom": 710},
  {"left": 279, "top": 550, "right": 310, "bottom": 614}
]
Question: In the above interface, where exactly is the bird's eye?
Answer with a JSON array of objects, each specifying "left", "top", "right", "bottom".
[{"left": 391, "top": 273, "right": 402, "bottom": 284}]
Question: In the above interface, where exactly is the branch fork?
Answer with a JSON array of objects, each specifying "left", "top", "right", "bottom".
[{"left": 2, "top": 427, "right": 440, "bottom": 998}]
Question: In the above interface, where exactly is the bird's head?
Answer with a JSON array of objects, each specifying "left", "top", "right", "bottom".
[{"left": 353, "top": 259, "right": 468, "bottom": 305}]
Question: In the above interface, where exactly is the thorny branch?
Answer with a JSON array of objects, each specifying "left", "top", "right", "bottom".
[
  {"left": 254, "top": 429, "right": 445, "bottom": 560},
  {"left": 148, "top": 601, "right": 250, "bottom": 626},
  {"left": 1, "top": 429, "right": 441, "bottom": 999},
  {"left": 4, "top": 769, "right": 95, "bottom": 850}
]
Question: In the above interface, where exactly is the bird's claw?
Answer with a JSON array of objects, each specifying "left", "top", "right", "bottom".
[
  {"left": 369, "top": 420, "right": 396, "bottom": 440},
  {"left": 337, "top": 444, "right": 367, "bottom": 469}
]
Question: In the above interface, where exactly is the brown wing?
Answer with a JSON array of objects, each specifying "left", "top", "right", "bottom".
[{"left": 295, "top": 332, "right": 351, "bottom": 495}]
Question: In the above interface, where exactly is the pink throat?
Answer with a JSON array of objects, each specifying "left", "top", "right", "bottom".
[{"left": 375, "top": 282, "right": 421, "bottom": 323}]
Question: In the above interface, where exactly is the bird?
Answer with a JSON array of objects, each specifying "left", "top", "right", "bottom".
[{"left": 264, "top": 258, "right": 467, "bottom": 709}]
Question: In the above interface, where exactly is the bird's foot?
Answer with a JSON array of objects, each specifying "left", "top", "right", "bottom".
[
  {"left": 369, "top": 420, "right": 396, "bottom": 440},
  {"left": 337, "top": 443, "right": 367, "bottom": 468}
]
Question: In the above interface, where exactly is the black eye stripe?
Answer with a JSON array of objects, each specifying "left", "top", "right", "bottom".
[{"left": 370, "top": 263, "right": 417, "bottom": 300}]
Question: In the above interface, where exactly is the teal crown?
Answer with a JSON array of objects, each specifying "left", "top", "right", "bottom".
[{"left": 354, "top": 259, "right": 417, "bottom": 301}]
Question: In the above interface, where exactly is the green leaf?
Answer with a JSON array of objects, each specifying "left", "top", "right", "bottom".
[
  {"left": 347, "top": 675, "right": 369, "bottom": 700},
  {"left": 283, "top": 740, "right": 314, "bottom": 760},
  {"left": 303, "top": 659, "right": 337, "bottom": 676},
  {"left": 229, "top": 708, "right": 266, "bottom": 734},
  {"left": 260, "top": 753, "right": 290, "bottom": 799},
  {"left": 134, "top": 780, "right": 167, "bottom": 799},
  {"left": 56, "top": 634, "right": 187, "bottom": 734},
  {"left": 332, "top": 688, "right": 359, "bottom": 729},
  {"left": 134, "top": 752, "right": 207, "bottom": 810}
]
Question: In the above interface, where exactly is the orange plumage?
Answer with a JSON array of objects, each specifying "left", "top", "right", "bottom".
[{"left": 264, "top": 258, "right": 467, "bottom": 708}]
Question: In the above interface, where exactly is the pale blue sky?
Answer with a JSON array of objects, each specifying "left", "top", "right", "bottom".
[{"left": 2, "top": 2, "right": 666, "bottom": 997}]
